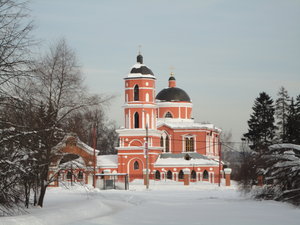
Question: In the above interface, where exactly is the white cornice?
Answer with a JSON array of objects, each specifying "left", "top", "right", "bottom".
[
  {"left": 118, "top": 152, "right": 161, "bottom": 155},
  {"left": 116, "top": 128, "right": 163, "bottom": 137},
  {"left": 156, "top": 102, "right": 193, "bottom": 107},
  {"left": 117, "top": 146, "right": 163, "bottom": 150},
  {"left": 125, "top": 75, "right": 156, "bottom": 80},
  {"left": 123, "top": 103, "right": 157, "bottom": 108},
  {"left": 154, "top": 164, "right": 219, "bottom": 167}
]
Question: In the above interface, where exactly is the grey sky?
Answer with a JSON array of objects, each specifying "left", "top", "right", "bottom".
[{"left": 30, "top": 0, "right": 300, "bottom": 143}]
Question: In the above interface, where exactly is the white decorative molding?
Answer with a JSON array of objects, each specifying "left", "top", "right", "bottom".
[
  {"left": 123, "top": 104, "right": 157, "bottom": 108},
  {"left": 156, "top": 102, "right": 193, "bottom": 108}
]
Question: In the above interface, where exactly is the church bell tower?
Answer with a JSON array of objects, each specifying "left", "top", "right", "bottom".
[{"left": 116, "top": 53, "right": 163, "bottom": 179}]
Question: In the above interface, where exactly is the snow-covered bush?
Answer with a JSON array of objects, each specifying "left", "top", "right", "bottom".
[{"left": 261, "top": 144, "right": 300, "bottom": 205}]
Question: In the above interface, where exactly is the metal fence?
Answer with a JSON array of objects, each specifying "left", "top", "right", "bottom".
[{"left": 96, "top": 173, "right": 129, "bottom": 190}]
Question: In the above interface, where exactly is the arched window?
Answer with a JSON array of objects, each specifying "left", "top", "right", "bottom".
[
  {"left": 165, "top": 112, "right": 173, "bottom": 118},
  {"left": 155, "top": 171, "right": 161, "bottom": 180},
  {"left": 66, "top": 171, "right": 72, "bottom": 179},
  {"left": 134, "top": 85, "right": 139, "bottom": 101},
  {"left": 185, "top": 137, "right": 194, "bottom": 152},
  {"left": 134, "top": 161, "right": 139, "bottom": 170},
  {"left": 134, "top": 112, "right": 139, "bottom": 128},
  {"left": 160, "top": 136, "right": 164, "bottom": 147},
  {"left": 78, "top": 171, "right": 83, "bottom": 179},
  {"left": 167, "top": 170, "right": 172, "bottom": 179},
  {"left": 191, "top": 170, "right": 196, "bottom": 180},
  {"left": 165, "top": 136, "right": 170, "bottom": 152},
  {"left": 179, "top": 170, "right": 184, "bottom": 180},
  {"left": 203, "top": 170, "right": 209, "bottom": 179}
]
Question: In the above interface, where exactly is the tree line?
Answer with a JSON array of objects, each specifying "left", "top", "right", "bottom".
[
  {"left": 0, "top": 0, "right": 117, "bottom": 215},
  {"left": 242, "top": 87, "right": 300, "bottom": 205}
]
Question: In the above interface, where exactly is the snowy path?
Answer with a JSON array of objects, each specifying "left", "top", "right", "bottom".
[{"left": 1, "top": 183, "right": 300, "bottom": 225}]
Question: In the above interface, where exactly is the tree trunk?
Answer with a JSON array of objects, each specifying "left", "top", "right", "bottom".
[
  {"left": 38, "top": 182, "right": 47, "bottom": 207},
  {"left": 38, "top": 169, "right": 49, "bottom": 207}
]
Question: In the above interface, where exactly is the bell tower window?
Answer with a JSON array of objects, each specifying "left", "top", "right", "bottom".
[
  {"left": 134, "top": 112, "right": 139, "bottom": 128},
  {"left": 165, "top": 112, "right": 173, "bottom": 118},
  {"left": 134, "top": 85, "right": 139, "bottom": 101}
]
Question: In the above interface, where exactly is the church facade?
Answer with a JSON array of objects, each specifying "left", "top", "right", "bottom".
[
  {"left": 50, "top": 54, "right": 223, "bottom": 186},
  {"left": 113, "top": 54, "right": 222, "bottom": 183}
]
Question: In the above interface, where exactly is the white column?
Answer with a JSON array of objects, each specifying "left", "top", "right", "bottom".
[
  {"left": 194, "top": 135, "right": 197, "bottom": 152},
  {"left": 128, "top": 109, "right": 131, "bottom": 129},
  {"left": 142, "top": 110, "right": 145, "bottom": 129}
]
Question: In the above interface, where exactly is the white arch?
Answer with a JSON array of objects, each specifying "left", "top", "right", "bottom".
[
  {"left": 128, "top": 139, "right": 143, "bottom": 146},
  {"left": 145, "top": 93, "right": 149, "bottom": 102},
  {"left": 126, "top": 157, "right": 145, "bottom": 174}
]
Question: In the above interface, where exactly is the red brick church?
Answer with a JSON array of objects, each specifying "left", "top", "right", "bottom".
[{"left": 50, "top": 53, "right": 224, "bottom": 186}]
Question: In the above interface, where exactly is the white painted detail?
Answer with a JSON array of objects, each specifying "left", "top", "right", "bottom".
[
  {"left": 156, "top": 102, "right": 192, "bottom": 108},
  {"left": 123, "top": 104, "right": 157, "bottom": 108},
  {"left": 146, "top": 113, "right": 150, "bottom": 129}
]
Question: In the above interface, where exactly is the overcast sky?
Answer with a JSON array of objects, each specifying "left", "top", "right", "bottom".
[{"left": 30, "top": 0, "right": 300, "bottom": 143}]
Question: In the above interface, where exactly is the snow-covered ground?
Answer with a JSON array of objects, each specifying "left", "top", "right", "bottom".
[{"left": 1, "top": 180, "right": 300, "bottom": 225}]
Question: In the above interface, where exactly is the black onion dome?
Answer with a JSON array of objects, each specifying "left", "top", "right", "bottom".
[
  {"left": 168, "top": 76, "right": 176, "bottom": 81},
  {"left": 130, "top": 66, "right": 154, "bottom": 75},
  {"left": 129, "top": 54, "right": 154, "bottom": 75},
  {"left": 156, "top": 87, "right": 191, "bottom": 102}
]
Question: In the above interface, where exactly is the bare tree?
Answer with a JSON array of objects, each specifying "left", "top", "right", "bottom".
[
  {"left": 0, "top": 0, "right": 33, "bottom": 93},
  {"left": 30, "top": 39, "right": 112, "bottom": 207},
  {"left": 275, "top": 86, "right": 290, "bottom": 143},
  {"left": 63, "top": 108, "right": 118, "bottom": 155}
]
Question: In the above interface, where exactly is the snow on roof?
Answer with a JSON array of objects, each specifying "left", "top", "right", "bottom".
[
  {"left": 76, "top": 140, "right": 100, "bottom": 155},
  {"left": 126, "top": 63, "right": 155, "bottom": 78},
  {"left": 131, "top": 63, "right": 143, "bottom": 69},
  {"left": 53, "top": 133, "right": 99, "bottom": 155},
  {"left": 155, "top": 153, "right": 219, "bottom": 167},
  {"left": 97, "top": 154, "right": 118, "bottom": 168},
  {"left": 269, "top": 144, "right": 300, "bottom": 151},
  {"left": 157, "top": 118, "right": 221, "bottom": 132}
]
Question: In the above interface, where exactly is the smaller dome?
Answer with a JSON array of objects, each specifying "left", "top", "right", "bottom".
[{"left": 156, "top": 87, "right": 191, "bottom": 102}]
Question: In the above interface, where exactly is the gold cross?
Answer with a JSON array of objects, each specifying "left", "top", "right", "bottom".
[{"left": 169, "top": 66, "right": 175, "bottom": 76}]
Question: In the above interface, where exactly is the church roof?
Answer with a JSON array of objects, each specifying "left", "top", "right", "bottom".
[
  {"left": 156, "top": 87, "right": 191, "bottom": 102},
  {"left": 130, "top": 63, "right": 154, "bottom": 76},
  {"left": 97, "top": 154, "right": 118, "bottom": 168},
  {"left": 155, "top": 153, "right": 219, "bottom": 167},
  {"left": 127, "top": 54, "right": 155, "bottom": 78},
  {"left": 157, "top": 119, "right": 221, "bottom": 132}
]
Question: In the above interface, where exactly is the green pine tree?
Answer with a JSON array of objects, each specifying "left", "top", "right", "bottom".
[
  {"left": 244, "top": 92, "right": 277, "bottom": 153},
  {"left": 286, "top": 98, "right": 298, "bottom": 144}
]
